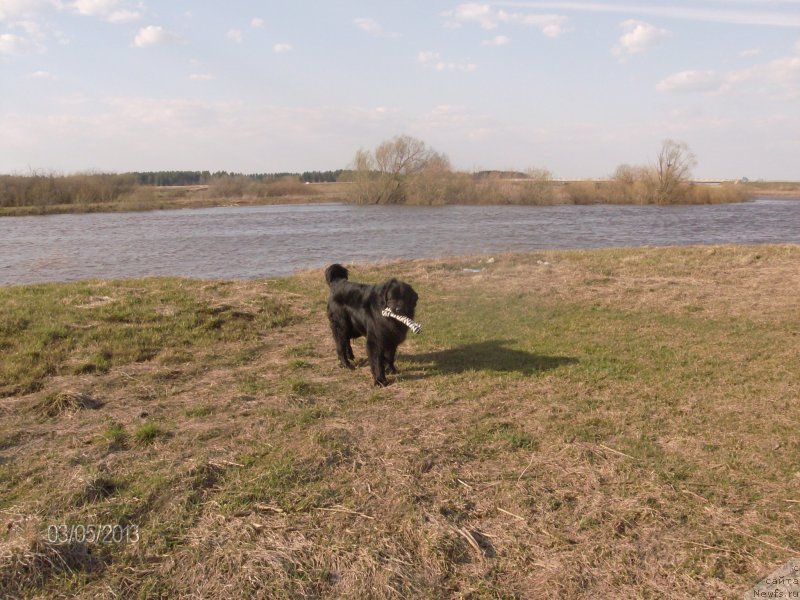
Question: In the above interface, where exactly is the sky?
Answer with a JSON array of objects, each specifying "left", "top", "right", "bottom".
[{"left": 1, "top": 1, "right": 799, "bottom": 180}]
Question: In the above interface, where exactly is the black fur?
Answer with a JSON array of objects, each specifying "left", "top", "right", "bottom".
[{"left": 325, "top": 264, "right": 419, "bottom": 386}]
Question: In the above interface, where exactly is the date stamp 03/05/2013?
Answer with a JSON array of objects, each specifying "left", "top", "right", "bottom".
[{"left": 44, "top": 524, "right": 139, "bottom": 545}]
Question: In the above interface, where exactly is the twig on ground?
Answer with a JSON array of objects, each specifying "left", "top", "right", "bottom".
[
  {"left": 454, "top": 526, "right": 485, "bottom": 560},
  {"left": 209, "top": 459, "right": 245, "bottom": 468},
  {"left": 316, "top": 506, "right": 375, "bottom": 520},
  {"left": 597, "top": 443, "right": 637, "bottom": 460},
  {"left": 730, "top": 526, "right": 798, "bottom": 554},
  {"left": 518, "top": 453, "right": 536, "bottom": 481},
  {"left": 498, "top": 507, "right": 526, "bottom": 521},
  {"left": 663, "top": 537, "right": 733, "bottom": 554}
]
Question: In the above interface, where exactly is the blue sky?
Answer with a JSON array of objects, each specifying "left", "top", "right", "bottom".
[{"left": 2, "top": 1, "right": 799, "bottom": 179}]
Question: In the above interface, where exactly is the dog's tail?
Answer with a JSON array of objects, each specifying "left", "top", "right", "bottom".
[{"left": 325, "top": 264, "right": 349, "bottom": 285}]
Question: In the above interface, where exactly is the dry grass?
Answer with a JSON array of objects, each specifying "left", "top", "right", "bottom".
[
  {"left": 31, "top": 391, "right": 103, "bottom": 418},
  {"left": 206, "top": 176, "right": 321, "bottom": 199},
  {"left": 0, "top": 180, "right": 348, "bottom": 217},
  {"left": 1, "top": 245, "right": 799, "bottom": 597},
  {"left": 742, "top": 181, "right": 800, "bottom": 197},
  {"left": 563, "top": 180, "right": 750, "bottom": 205}
]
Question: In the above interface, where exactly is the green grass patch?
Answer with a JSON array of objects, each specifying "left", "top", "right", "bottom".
[
  {"left": 102, "top": 421, "right": 128, "bottom": 448},
  {"left": 0, "top": 278, "right": 299, "bottom": 395},
  {"left": 134, "top": 422, "right": 167, "bottom": 446},
  {"left": 218, "top": 451, "right": 333, "bottom": 514},
  {"left": 184, "top": 405, "right": 214, "bottom": 418}
]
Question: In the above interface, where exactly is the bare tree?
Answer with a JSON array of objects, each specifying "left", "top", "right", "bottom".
[
  {"left": 406, "top": 150, "right": 453, "bottom": 204},
  {"left": 349, "top": 135, "right": 450, "bottom": 204},
  {"left": 653, "top": 139, "right": 697, "bottom": 203},
  {"left": 613, "top": 164, "right": 643, "bottom": 186},
  {"left": 347, "top": 148, "right": 378, "bottom": 203},
  {"left": 374, "top": 135, "right": 432, "bottom": 177}
]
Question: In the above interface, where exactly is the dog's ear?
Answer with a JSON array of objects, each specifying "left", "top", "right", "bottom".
[{"left": 378, "top": 279, "right": 398, "bottom": 306}]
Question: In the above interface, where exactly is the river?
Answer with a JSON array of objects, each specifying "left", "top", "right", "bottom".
[{"left": 1, "top": 198, "right": 799, "bottom": 284}]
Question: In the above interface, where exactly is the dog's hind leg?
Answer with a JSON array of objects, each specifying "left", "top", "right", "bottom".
[
  {"left": 330, "top": 324, "right": 355, "bottom": 369},
  {"left": 336, "top": 338, "right": 355, "bottom": 369}
]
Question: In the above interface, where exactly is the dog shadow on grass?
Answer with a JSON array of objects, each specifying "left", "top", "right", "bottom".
[{"left": 404, "top": 339, "right": 577, "bottom": 378}]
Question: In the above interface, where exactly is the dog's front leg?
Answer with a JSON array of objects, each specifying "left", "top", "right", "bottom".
[
  {"left": 366, "top": 334, "right": 388, "bottom": 386},
  {"left": 384, "top": 347, "right": 398, "bottom": 374}
]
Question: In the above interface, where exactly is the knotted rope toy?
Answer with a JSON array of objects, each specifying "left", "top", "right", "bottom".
[{"left": 381, "top": 307, "right": 422, "bottom": 334}]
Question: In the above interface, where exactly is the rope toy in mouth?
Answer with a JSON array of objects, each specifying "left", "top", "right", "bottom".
[{"left": 381, "top": 307, "right": 422, "bottom": 334}]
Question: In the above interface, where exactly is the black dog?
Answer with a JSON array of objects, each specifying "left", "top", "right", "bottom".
[{"left": 325, "top": 264, "right": 419, "bottom": 386}]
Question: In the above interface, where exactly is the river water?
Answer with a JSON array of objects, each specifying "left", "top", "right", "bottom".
[{"left": 1, "top": 198, "right": 799, "bottom": 284}]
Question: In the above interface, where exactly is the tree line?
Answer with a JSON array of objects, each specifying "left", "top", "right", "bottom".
[
  {"left": 1, "top": 138, "right": 748, "bottom": 210},
  {"left": 0, "top": 170, "right": 343, "bottom": 208},
  {"left": 128, "top": 170, "right": 344, "bottom": 186},
  {"left": 343, "top": 135, "right": 746, "bottom": 205}
]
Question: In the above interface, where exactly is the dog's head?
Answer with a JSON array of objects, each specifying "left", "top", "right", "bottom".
[{"left": 379, "top": 279, "right": 418, "bottom": 320}]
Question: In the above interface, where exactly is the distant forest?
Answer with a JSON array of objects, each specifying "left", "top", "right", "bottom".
[{"left": 129, "top": 170, "right": 345, "bottom": 186}]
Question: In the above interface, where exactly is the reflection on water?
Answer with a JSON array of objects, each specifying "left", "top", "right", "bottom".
[{"left": 1, "top": 198, "right": 799, "bottom": 284}]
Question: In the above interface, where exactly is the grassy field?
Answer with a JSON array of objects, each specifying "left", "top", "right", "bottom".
[
  {"left": 1, "top": 245, "right": 799, "bottom": 598},
  {"left": 740, "top": 181, "right": 800, "bottom": 197}
]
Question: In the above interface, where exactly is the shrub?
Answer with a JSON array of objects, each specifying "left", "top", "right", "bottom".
[
  {"left": 205, "top": 175, "right": 317, "bottom": 199},
  {"left": 0, "top": 172, "right": 136, "bottom": 207}
]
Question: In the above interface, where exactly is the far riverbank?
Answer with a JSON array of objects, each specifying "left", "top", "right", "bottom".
[{"left": 1, "top": 177, "right": 798, "bottom": 218}]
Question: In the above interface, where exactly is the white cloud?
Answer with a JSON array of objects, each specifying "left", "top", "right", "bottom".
[
  {"left": 190, "top": 73, "right": 215, "bottom": 81},
  {"left": 656, "top": 70, "right": 724, "bottom": 93},
  {"left": 539, "top": 20, "right": 569, "bottom": 38},
  {"left": 107, "top": 9, "right": 140, "bottom": 23},
  {"left": 67, "top": 0, "right": 141, "bottom": 23},
  {"left": 482, "top": 34, "right": 510, "bottom": 46},
  {"left": 0, "top": 31, "right": 44, "bottom": 55},
  {"left": 0, "top": 96, "right": 409, "bottom": 172},
  {"left": 613, "top": 19, "right": 670, "bottom": 58},
  {"left": 489, "top": 2, "right": 800, "bottom": 28},
  {"left": 54, "top": 28, "right": 69, "bottom": 44},
  {"left": 26, "top": 69, "right": 56, "bottom": 78},
  {"left": 443, "top": 3, "right": 571, "bottom": 37},
  {"left": 251, "top": 17, "right": 263, "bottom": 28},
  {"left": 0, "top": 17, "right": 46, "bottom": 55},
  {"left": 658, "top": 41, "right": 800, "bottom": 96},
  {"left": 0, "top": 0, "right": 59, "bottom": 21},
  {"left": 133, "top": 25, "right": 176, "bottom": 48},
  {"left": 227, "top": 28, "right": 242, "bottom": 43},
  {"left": 0, "top": 0, "right": 135, "bottom": 23},
  {"left": 418, "top": 50, "right": 477, "bottom": 72},
  {"left": 12, "top": 18, "right": 40, "bottom": 34},
  {"left": 354, "top": 17, "right": 399, "bottom": 38},
  {"left": 729, "top": 43, "right": 800, "bottom": 92},
  {"left": 740, "top": 47, "right": 762, "bottom": 58},
  {"left": 417, "top": 50, "right": 439, "bottom": 63},
  {"left": 0, "top": 33, "right": 22, "bottom": 55},
  {"left": 423, "top": 104, "right": 490, "bottom": 131},
  {"left": 71, "top": 0, "right": 117, "bottom": 17},
  {"left": 445, "top": 3, "right": 495, "bottom": 28},
  {"left": 273, "top": 42, "right": 292, "bottom": 53}
]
